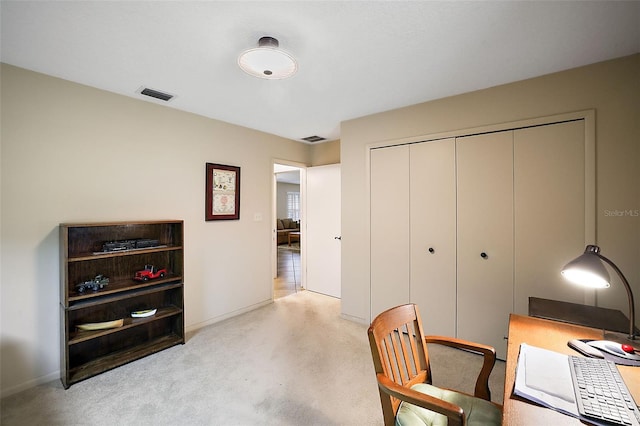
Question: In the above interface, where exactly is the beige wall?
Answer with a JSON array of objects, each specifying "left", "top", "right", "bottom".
[
  {"left": 0, "top": 64, "right": 311, "bottom": 395},
  {"left": 340, "top": 54, "right": 639, "bottom": 323},
  {"left": 310, "top": 139, "right": 340, "bottom": 166}
]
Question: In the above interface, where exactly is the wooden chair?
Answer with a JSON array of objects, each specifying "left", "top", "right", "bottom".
[{"left": 367, "top": 304, "right": 502, "bottom": 426}]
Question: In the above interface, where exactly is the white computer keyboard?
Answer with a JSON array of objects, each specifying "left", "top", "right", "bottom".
[{"left": 569, "top": 355, "right": 640, "bottom": 425}]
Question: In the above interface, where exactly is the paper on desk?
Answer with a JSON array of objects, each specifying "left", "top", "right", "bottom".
[
  {"left": 514, "top": 343, "right": 579, "bottom": 418},
  {"left": 515, "top": 344, "right": 615, "bottom": 426}
]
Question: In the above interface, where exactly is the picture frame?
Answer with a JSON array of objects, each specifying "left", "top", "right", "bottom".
[{"left": 205, "top": 163, "right": 240, "bottom": 221}]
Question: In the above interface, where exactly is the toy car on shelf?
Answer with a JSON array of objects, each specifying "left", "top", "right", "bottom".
[
  {"left": 75, "top": 275, "right": 109, "bottom": 293},
  {"left": 134, "top": 265, "right": 167, "bottom": 282}
]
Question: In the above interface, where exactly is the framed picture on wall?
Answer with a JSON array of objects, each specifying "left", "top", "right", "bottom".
[{"left": 205, "top": 163, "right": 240, "bottom": 221}]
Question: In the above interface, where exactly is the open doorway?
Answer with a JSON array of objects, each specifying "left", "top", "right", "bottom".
[{"left": 273, "top": 163, "right": 303, "bottom": 299}]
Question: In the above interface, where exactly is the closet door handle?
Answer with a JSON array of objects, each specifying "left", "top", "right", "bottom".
[
  {"left": 480, "top": 252, "right": 488, "bottom": 259},
  {"left": 428, "top": 247, "right": 435, "bottom": 254}
]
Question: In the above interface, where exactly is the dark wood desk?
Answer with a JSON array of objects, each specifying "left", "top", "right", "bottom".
[
  {"left": 503, "top": 314, "right": 640, "bottom": 425},
  {"left": 529, "top": 297, "right": 639, "bottom": 335}
]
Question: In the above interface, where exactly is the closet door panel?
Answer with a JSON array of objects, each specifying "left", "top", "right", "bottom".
[
  {"left": 456, "top": 131, "right": 514, "bottom": 359},
  {"left": 410, "top": 139, "right": 457, "bottom": 336},
  {"left": 370, "top": 145, "right": 410, "bottom": 319},
  {"left": 514, "top": 120, "right": 588, "bottom": 314}
]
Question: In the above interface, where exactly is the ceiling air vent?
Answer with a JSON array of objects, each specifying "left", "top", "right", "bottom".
[
  {"left": 138, "top": 87, "right": 174, "bottom": 102},
  {"left": 301, "top": 135, "right": 326, "bottom": 143}
]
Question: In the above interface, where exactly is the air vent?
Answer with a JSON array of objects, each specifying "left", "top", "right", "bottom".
[
  {"left": 139, "top": 87, "right": 174, "bottom": 102},
  {"left": 301, "top": 135, "right": 326, "bottom": 143}
]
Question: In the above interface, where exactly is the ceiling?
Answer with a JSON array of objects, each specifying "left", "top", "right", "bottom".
[
  {"left": 2, "top": 1, "right": 638, "bottom": 143},
  {"left": 274, "top": 164, "right": 301, "bottom": 185},
  {"left": 275, "top": 170, "right": 301, "bottom": 185}
]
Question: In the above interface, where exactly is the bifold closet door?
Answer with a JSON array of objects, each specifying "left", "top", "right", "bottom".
[
  {"left": 370, "top": 145, "right": 410, "bottom": 319},
  {"left": 456, "top": 131, "right": 514, "bottom": 359},
  {"left": 410, "top": 139, "right": 457, "bottom": 336},
  {"left": 514, "top": 120, "right": 588, "bottom": 314}
]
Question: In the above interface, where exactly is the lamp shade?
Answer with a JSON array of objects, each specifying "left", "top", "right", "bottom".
[
  {"left": 238, "top": 36, "right": 297, "bottom": 80},
  {"left": 562, "top": 244, "right": 636, "bottom": 340},
  {"left": 561, "top": 248, "right": 611, "bottom": 288}
]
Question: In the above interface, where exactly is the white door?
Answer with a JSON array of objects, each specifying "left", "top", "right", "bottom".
[
  {"left": 306, "top": 164, "right": 341, "bottom": 298},
  {"left": 456, "top": 131, "right": 514, "bottom": 360},
  {"left": 410, "top": 139, "right": 457, "bottom": 336},
  {"left": 370, "top": 146, "right": 410, "bottom": 319},
  {"left": 514, "top": 120, "right": 589, "bottom": 313}
]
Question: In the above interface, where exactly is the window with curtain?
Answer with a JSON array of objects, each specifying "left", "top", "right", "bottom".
[{"left": 287, "top": 192, "right": 300, "bottom": 221}]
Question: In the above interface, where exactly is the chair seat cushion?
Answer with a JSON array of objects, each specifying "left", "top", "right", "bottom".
[{"left": 396, "top": 383, "right": 502, "bottom": 426}]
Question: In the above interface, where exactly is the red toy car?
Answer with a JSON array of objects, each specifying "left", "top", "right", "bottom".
[{"left": 134, "top": 265, "right": 167, "bottom": 282}]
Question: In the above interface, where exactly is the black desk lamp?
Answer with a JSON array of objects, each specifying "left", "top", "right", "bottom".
[{"left": 561, "top": 245, "right": 636, "bottom": 340}]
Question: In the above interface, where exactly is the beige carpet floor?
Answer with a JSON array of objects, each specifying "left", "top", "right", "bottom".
[{"left": 1, "top": 291, "right": 505, "bottom": 425}]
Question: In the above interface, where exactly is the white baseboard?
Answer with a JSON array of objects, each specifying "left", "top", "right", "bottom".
[
  {"left": 1, "top": 370, "right": 59, "bottom": 399},
  {"left": 185, "top": 299, "right": 273, "bottom": 335},
  {"left": 340, "top": 312, "right": 369, "bottom": 325}
]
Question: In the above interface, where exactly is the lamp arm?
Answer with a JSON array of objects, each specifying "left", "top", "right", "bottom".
[{"left": 598, "top": 253, "right": 636, "bottom": 339}]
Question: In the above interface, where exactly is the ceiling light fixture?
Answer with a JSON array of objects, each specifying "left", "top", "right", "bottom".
[{"left": 238, "top": 36, "right": 297, "bottom": 80}]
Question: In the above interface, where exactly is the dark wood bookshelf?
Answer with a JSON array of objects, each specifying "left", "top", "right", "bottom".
[{"left": 60, "top": 220, "right": 184, "bottom": 388}]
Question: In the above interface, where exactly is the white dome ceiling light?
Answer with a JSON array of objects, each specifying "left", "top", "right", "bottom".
[{"left": 238, "top": 36, "right": 298, "bottom": 80}]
